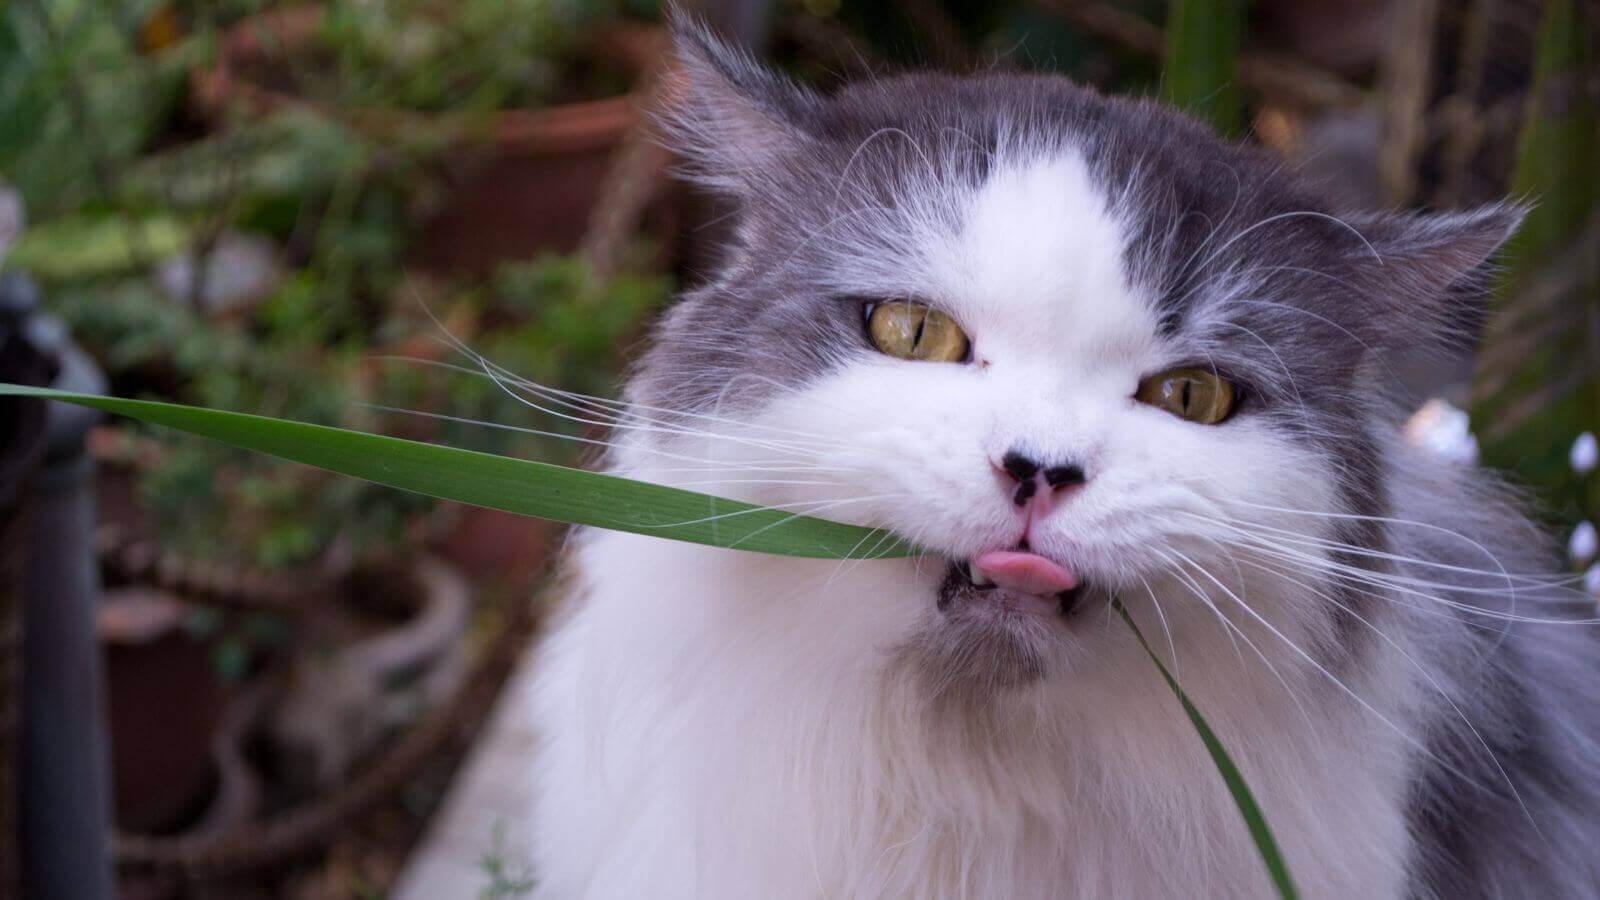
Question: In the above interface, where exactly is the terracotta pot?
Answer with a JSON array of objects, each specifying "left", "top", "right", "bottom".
[
  {"left": 192, "top": 6, "right": 669, "bottom": 275},
  {"left": 99, "top": 588, "right": 230, "bottom": 833}
]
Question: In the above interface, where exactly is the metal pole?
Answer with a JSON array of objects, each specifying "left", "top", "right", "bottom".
[{"left": 4, "top": 271, "right": 114, "bottom": 900}]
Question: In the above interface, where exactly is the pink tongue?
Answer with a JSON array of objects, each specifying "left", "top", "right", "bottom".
[{"left": 973, "top": 551, "right": 1079, "bottom": 596}]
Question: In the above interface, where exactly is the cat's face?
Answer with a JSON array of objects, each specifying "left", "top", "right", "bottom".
[{"left": 631, "top": 24, "right": 1517, "bottom": 689}]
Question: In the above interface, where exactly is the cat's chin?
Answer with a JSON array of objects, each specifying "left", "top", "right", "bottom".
[{"left": 886, "top": 559, "right": 1090, "bottom": 693}]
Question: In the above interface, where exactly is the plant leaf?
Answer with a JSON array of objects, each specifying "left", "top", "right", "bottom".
[
  {"left": 4, "top": 214, "right": 193, "bottom": 279},
  {"left": 1163, "top": 0, "right": 1246, "bottom": 137},
  {"left": 1113, "top": 598, "right": 1300, "bottom": 900},
  {"left": 0, "top": 383, "right": 911, "bottom": 560}
]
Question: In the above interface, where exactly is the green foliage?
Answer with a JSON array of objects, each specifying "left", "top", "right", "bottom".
[
  {"left": 1162, "top": 0, "right": 1245, "bottom": 136},
  {"left": 46, "top": 276, "right": 237, "bottom": 374},
  {"left": 5, "top": 213, "right": 193, "bottom": 279},
  {"left": 49, "top": 251, "right": 667, "bottom": 571},
  {"left": 5, "top": 0, "right": 665, "bottom": 574},
  {"left": 393, "top": 257, "right": 672, "bottom": 462},
  {"left": 478, "top": 822, "right": 537, "bottom": 898},
  {"left": 312, "top": 0, "right": 581, "bottom": 112},
  {"left": 1471, "top": 0, "right": 1599, "bottom": 531},
  {"left": 0, "top": 0, "right": 183, "bottom": 217}
]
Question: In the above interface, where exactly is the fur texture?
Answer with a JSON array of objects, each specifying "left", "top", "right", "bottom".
[{"left": 525, "top": 24, "right": 1600, "bottom": 899}]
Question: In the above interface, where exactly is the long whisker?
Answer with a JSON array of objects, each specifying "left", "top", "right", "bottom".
[
  {"left": 1165, "top": 549, "right": 1492, "bottom": 788},
  {"left": 1213, "top": 499, "right": 1577, "bottom": 585},
  {"left": 1186, "top": 510, "right": 1579, "bottom": 590},
  {"left": 1159, "top": 549, "right": 1319, "bottom": 733},
  {"left": 1188, "top": 209, "right": 1381, "bottom": 289},
  {"left": 386, "top": 296, "right": 857, "bottom": 451},
  {"left": 1231, "top": 552, "right": 1545, "bottom": 837},
  {"left": 639, "top": 494, "right": 893, "bottom": 532},
  {"left": 722, "top": 495, "right": 905, "bottom": 555},
  {"left": 1194, "top": 523, "right": 1599, "bottom": 626},
  {"left": 1136, "top": 572, "right": 1179, "bottom": 683},
  {"left": 1154, "top": 548, "right": 1245, "bottom": 667},
  {"left": 364, "top": 404, "right": 821, "bottom": 472},
  {"left": 450, "top": 348, "right": 848, "bottom": 459}
]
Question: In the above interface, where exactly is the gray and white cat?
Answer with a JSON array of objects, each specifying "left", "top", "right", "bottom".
[{"left": 526, "top": 21, "right": 1600, "bottom": 899}]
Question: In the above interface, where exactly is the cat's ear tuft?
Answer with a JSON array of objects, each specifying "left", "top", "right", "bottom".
[
  {"left": 1345, "top": 202, "right": 1526, "bottom": 343},
  {"left": 659, "top": 11, "right": 821, "bottom": 195},
  {"left": 1351, "top": 203, "right": 1525, "bottom": 296}
]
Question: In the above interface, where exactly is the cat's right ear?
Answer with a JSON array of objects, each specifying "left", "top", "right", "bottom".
[{"left": 659, "top": 12, "right": 821, "bottom": 196}]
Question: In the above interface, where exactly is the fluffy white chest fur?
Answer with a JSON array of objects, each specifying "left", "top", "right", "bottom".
[{"left": 527, "top": 528, "right": 1419, "bottom": 899}]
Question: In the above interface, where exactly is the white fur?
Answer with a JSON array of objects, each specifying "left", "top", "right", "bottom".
[{"left": 527, "top": 152, "right": 1424, "bottom": 898}]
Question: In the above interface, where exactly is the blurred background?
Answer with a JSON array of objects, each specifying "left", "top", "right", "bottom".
[{"left": 0, "top": 0, "right": 1594, "bottom": 897}]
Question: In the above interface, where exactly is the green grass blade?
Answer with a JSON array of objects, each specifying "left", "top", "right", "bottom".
[
  {"left": 9, "top": 383, "right": 1298, "bottom": 894},
  {"left": 0, "top": 383, "right": 912, "bottom": 560},
  {"left": 1163, "top": 0, "right": 1246, "bottom": 137},
  {"left": 1113, "top": 598, "right": 1300, "bottom": 900}
]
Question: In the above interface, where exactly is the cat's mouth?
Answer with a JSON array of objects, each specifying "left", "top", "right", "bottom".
[{"left": 938, "top": 549, "right": 1088, "bottom": 619}]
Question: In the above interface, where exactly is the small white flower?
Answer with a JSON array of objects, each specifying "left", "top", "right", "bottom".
[
  {"left": 1572, "top": 432, "right": 1598, "bottom": 475},
  {"left": 1404, "top": 399, "right": 1479, "bottom": 465},
  {"left": 1571, "top": 521, "right": 1599, "bottom": 565},
  {"left": 1586, "top": 563, "right": 1600, "bottom": 598}
]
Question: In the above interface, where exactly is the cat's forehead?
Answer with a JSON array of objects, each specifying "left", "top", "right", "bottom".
[
  {"left": 928, "top": 150, "right": 1158, "bottom": 362},
  {"left": 788, "top": 79, "right": 1268, "bottom": 358}
]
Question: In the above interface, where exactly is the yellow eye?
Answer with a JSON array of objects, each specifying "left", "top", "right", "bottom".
[
  {"left": 1135, "top": 368, "right": 1237, "bottom": 424},
  {"left": 867, "top": 302, "right": 970, "bottom": 363}
]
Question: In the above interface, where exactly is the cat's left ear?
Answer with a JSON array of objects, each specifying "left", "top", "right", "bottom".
[
  {"left": 658, "top": 12, "right": 823, "bottom": 197},
  {"left": 1343, "top": 203, "right": 1525, "bottom": 340}
]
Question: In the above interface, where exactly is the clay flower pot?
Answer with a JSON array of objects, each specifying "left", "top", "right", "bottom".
[
  {"left": 98, "top": 587, "right": 234, "bottom": 834},
  {"left": 192, "top": 6, "right": 668, "bottom": 275}
]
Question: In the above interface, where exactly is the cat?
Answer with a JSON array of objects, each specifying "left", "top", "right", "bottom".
[{"left": 524, "top": 19, "right": 1600, "bottom": 899}]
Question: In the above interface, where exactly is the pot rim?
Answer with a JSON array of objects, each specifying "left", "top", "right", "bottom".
[{"left": 191, "top": 5, "right": 663, "bottom": 155}]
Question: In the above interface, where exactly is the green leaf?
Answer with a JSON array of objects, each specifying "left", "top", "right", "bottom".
[
  {"left": 4, "top": 213, "right": 192, "bottom": 279},
  {"left": 0, "top": 383, "right": 910, "bottom": 560},
  {"left": 1163, "top": 0, "right": 1246, "bottom": 137},
  {"left": 1113, "top": 598, "right": 1300, "bottom": 900}
]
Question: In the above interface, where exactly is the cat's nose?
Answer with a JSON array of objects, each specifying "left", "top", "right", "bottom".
[{"left": 996, "top": 449, "right": 1087, "bottom": 508}]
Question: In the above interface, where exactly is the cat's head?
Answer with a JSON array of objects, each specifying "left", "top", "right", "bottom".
[{"left": 628, "top": 21, "right": 1519, "bottom": 692}]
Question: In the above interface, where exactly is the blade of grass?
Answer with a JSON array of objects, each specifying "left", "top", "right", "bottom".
[
  {"left": 0, "top": 383, "right": 911, "bottom": 560},
  {"left": 8, "top": 382, "right": 1300, "bottom": 896},
  {"left": 1113, "top": 598, "right": 1300, "bottom": 900}
]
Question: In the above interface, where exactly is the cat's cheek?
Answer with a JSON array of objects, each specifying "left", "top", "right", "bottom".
[
  {"left": 1069, "top": 412, "right": 1341, "bottom": 567},
  {"left": 751, "top": 365, "right": 1023, "bottom": 550}
]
